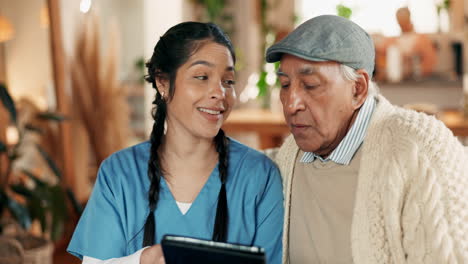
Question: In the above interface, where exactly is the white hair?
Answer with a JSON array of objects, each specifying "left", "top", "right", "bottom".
[{"left": 339, "top": 64, "right": 378, "bottom": 98}]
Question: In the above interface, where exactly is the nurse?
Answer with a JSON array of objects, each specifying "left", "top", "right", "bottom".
[{"left": 67, "top": 22, "right": 283, "bottom": 264}]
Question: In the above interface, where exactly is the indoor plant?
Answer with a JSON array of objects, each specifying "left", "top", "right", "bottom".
[{"left": 0, "top": 83, "right": 82, "bottom": 244}]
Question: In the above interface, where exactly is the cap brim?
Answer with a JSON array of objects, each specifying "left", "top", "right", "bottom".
[
  {"left": 266, "top": 47, "right": 329, "bottom": 64},
  {"left": 265, "top": 50, "right": 282, "bottom": 63}
]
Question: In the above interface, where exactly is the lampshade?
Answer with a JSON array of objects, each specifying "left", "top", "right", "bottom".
[{"left": 0, "top": 15, "right": 14, "bottom": 42}]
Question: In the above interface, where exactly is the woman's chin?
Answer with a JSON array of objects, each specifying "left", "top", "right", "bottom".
[{"left": 196, "top": 127, "right": 223, "bottom": 140}]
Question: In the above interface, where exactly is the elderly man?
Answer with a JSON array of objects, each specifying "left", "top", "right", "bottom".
[{"left": 266, "top": 15, "right": 468, "bottom": 263}]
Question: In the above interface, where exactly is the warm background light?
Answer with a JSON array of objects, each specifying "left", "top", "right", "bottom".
[
  {"left": 0, "top": 15, "right": 14, "bottom": 42},
  {"left": 6, "top": 125, "right": 19, "bottom": 145},
  {"left": 80, "top": 0, "right": 92, "bottom": 13}
]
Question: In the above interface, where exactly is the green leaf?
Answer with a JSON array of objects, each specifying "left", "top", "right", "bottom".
[
  {"left": 336, "top": 4, "right": 353, "bottom": 19},
  {"left": 51, "top": 220, "right": 64, "bottom": 241},
  {"left": 2, "top": 192, "right": 31, "bottom": 229},
  {"left": 256, "top": 70, "right": 268, "bottom": 98},
  {"left": 135, "top": 57, "right": 145, "bottom": 70},
  {"left": 35, "top": 144, "right": 62, "bottom": 180},
  {"left": 10, "top": 184, "right": 35, "bottom": 199},
  {"left": 274, "top": 62, "right": 281, "bottom": 88},
  {"left": 21, "top": 169, "right": 48, "bottom": 188},
  {"left": 28, "top": 197, "right": 47, "bottom": 233},
  {"left": 0, "top": 140, "right": 6, "bottom": 153},
  {"left": 37, "top": 112, "right": 67, "bottom": 122},
  {"left": 443, "top": 0, "right": 450, "bottom": 9},
  {"left": 0, "top": 83, "right": 17, "bottom": 124},
  {"left": 66, "top": 187, "right": 83, "bottom": 215},
  {"left": 49, "top": 186, "right": 67, "bottom": 240}
]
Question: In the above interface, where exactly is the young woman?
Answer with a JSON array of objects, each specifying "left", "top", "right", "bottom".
[{"left": 67, "top": 22, "right": 283, "bottom": 264}]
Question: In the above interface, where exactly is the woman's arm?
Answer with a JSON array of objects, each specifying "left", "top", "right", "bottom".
[
  {"left": 252, "top": 164, "right": 284, "bottom": 264},
  {"left": 81, "top": 245, "right": 164, "bottom": 264}
]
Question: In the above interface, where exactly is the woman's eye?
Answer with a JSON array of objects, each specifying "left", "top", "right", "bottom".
[{"left": 195, "top": 75, "right": 208, "bottom": 80}]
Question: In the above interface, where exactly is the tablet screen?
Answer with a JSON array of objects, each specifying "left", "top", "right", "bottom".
[{"left": 161, "top": 235, "right": 266, "bottom": 264}]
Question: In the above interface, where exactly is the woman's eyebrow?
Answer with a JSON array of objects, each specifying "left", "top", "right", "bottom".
[
  {"left": 189, "top": 61, "right": 234, "bottom": 72},
  {"left": 189, "top": 60, "right": 214, "bottom": 68}
]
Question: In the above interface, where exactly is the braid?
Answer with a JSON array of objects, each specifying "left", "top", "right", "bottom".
[
  {"left": 142, "top": 93, "right": 167, "bottom": 247},
  {"left": 212, "top": 129, "right": 229, "bottom": 242}
]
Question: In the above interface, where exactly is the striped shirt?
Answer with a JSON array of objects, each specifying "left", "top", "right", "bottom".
[{"left": 300, "top": 96, "right": 376, "bottom": 165}]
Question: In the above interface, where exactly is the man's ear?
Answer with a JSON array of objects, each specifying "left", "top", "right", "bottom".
[{"left": 352, "top": 69, "right": 369, "bottom": 109}]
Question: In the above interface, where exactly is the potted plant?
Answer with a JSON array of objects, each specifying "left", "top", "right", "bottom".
[{"left": 0, "top": 83, "right": 82, "bottom": 263}]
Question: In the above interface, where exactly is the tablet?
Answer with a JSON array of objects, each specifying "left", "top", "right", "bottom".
[{"left": 161, "top": 235, "right": 266, "bottom": 264}]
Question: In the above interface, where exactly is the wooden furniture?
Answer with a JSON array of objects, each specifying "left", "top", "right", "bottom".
[
  {"left": 223, "top": 109, "right": 289, "bottom": 149},
  {"left": 223, "top": 108, "right": 468, "bottom": 150},
  {"left": 438, "top": 109, "right": 468, "bottom": 137}
]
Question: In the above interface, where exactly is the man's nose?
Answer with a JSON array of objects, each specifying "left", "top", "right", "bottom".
[{"left": 284, "top": 84, "right": 305, "bottom": 114}]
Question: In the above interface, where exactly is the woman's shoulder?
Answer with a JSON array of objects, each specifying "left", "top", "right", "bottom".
[
  {"left": 97, "top": 141, "right": 151, "bottom": 184},
  {"left": 94, "top": 141, "right": 151, "bottom": 193},
  {"left": 227, "top": 138, "right": 280, "bottom": 179},
  {"left": 102, "top": 141, "right": 151, "bottom": 167},
  {"left": 227, "top": 139, "right": 282, "bottom": 199},
  {"left": 228, "top": 138, "right": 275, "bottom": 165}
]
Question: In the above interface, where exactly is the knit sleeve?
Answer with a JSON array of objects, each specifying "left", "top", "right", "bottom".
[{"left": 394, "top": 111, "right": 468, "bottom": 263}]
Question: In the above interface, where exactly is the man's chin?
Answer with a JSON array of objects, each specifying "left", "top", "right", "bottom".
[{"left": 293, "top": 135, "right": 320, "bottom": 153}]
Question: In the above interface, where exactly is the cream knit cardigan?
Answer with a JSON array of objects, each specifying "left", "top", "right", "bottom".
[{"left": 275, "top": 95, "right": 468, "bottom": 264}]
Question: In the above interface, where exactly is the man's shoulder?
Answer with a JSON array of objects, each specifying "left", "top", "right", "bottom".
[
  {"left": 273, "top": 135, "right": 297, "bottom": 161},
  {"left": 371, "top": 105, "right": 461, "bottom": 158},
  {"left": 382, "top": 106, "right": 450, "bottom": 140}
]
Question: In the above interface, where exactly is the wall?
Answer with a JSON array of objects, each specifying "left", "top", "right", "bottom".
[
  {"left": 60, "top": 0, "right": 144, "bottom": 81},
  {"left": 143, "top": 0, "right": 184, "bottom": 136},
  {"left": 232, "top": 0, "right": 262, "bottom": 98},
  {"left": 379, "top": 83, "right": 462, "bottom": 109},
  {"left": 1, "top": 0, "right": 52, "bottom": 109}
]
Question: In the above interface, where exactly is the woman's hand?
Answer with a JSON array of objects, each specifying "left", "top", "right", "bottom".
[{"left": 140, "top": 244, "right": 165, "bottom": 264}]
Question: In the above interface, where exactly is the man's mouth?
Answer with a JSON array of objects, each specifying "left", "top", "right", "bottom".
[{"left": 291, "top": 123, "right": 309, "bottom": 128}]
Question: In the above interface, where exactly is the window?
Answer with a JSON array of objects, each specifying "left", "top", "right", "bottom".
[{"left": 296, "top": 0, "right": 446, "bottom": 36}]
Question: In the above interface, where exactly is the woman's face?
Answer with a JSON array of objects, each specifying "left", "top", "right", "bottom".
[{"left": 163, "top": 41, "right": 236, "bottom": 140}]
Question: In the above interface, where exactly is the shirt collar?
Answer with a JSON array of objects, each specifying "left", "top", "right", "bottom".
[{"left": 300, "top": 96, "right": 376, "bottom": 165}]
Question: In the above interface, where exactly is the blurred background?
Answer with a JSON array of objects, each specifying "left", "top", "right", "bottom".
[{"left": 0, "top": 0, "right": 466, "bottom": 263}]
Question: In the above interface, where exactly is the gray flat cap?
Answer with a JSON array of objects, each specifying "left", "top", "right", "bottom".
[{"left": 266, "top": 15, "right": 375, "bottom": 78}]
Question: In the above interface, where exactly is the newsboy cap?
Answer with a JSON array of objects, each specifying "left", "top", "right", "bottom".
[{"left": 266, "top": 15, "right": 375, "bottom": 78}]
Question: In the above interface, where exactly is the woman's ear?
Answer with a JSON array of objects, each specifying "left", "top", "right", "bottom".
[
  {"left": 352, "top": 69, "right": 369, "bottom": 109},
  {"left": 155, "top": 77, "right": 169, "bottom": 99}
]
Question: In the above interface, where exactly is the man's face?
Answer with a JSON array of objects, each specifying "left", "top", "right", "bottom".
[{"left": 277, "top": 54, "right": 358, "bottom": 156}]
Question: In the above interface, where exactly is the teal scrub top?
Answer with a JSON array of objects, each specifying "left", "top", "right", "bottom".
[{"left": 67, "top": 139, "right": 284, "bottom": 264}]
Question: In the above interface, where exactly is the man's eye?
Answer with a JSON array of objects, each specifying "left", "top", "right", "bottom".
[
  {"left": 195, "top": 76, "right": 208, "bottom": 80},
  {"left": 224, "top": 80, "right": 236, "bottom": 86},
  {"left": 304, "top": 84, "right": 319, "bottom": 89},
  {"left": 281, "top": 83, "right": 290, "bottom": 89}
]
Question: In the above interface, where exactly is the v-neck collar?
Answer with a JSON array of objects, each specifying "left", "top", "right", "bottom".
[{"left": 159, "top": 163, "right": 221, "bottom": 217}]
